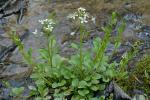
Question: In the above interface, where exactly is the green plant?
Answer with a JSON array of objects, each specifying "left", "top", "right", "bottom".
[
  {"left": 2, "top": 81, "right": 25, "bottom": 99},
  {"left": 119, "top": 55, "right": 150, "bottom": 96},
  {"left": 10, "top": 7, "right": 131, "bottom": 100}
]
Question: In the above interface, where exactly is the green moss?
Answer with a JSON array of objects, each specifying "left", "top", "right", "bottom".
[
  {"left": 133, "top": 55, "right": 150, "bottom": 94},
  {"left": 118, "top": 55, "right": 150, "bottom": 96}
]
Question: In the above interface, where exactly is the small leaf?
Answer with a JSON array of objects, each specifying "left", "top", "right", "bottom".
[
  {"left": 71, "top": 43, "right": 78, "bottom": 49},
  {"left": 27, "top": 48, "right": 33, "bottom": 56},
  {"left": 111, "top": 12, "right": 117, "bottom": 25},
  {"left": 61, "top": 68, "right": 71, "bottom": 79},
  {"left": 78, "top": 81, "right": 88, "bottom": 88},
  {"left": 12, "top": 87, "right": 24, "bottom": 96},
  {"left": 93, "top": 73, "right": 102, "bottom": 80},
  {"left": 71, "top": 95, "right": 82, "bottom": 100},
  {"left": 30, "top": 73, "right": 41, "bottom": 79},
  {"left": 91, "top": 79, "right": 99, "bottom": 84},
  {"left": 84, "top": 76, "right": 91, "bottom": 81},
  {"left": 53, "top": 54, "right": 64, "bottom": 67},
  {"left": 102, "top": 77, "right": 109, "bottom": 83},
  {"left": 72, "top": 78, "right": 79, "bottom": 87},
  {"left": 54, "top": 89, "right": 60, "bottom": 94},
  {"left": 35, "top": 79, "right": 45, "bottom": 87},
  {"left": 100, "top": 96, "right": 105, "bottom": 100},
  {"left": 90, "top": 85, "right": 99, "bottom": 91},
  {"left": 78, "top": 89, "right": 89, "bottom": 96},
  {"left": 52, "top": 82, "right": 59, "bottom": 88},
  {"left": 86, "top": 82, "right": 92, "bottom": 87},
  {"left": 69, "top": 55, "right": 80, "bottom": 66},
  {"left": 99, "top": 84, "right": 106, "bottom": 90},
  {"left": 43, "top": 88, "right": 49, "bottom": 96},
  {"left": 105, "top": 70, "right": 114, "bottom": 78},
  {"left": 63, "top": 89, "right": 72, "bottom": 96},
  {"left": 58, "top": 80, "right": 66, "bottom": 87}
]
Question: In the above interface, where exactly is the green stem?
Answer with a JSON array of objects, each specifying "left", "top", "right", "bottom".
[
  {"left": 79, "top": 25, "right": 84, "bottom": 70},
  {"left": 47, "top": 36, "right": 53, "bottom": 67},
  {"left": 94, "top": 31, "right": 110, "bottom": 65}
]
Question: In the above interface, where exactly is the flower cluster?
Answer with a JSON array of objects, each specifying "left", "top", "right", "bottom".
[
  {"left": 67, "top": 7, "right": 95, "bottom": 24},
  {"left": 39, "top": 19, "right": 55, "bottom": 32},
  {"left": 68, "top": 7, "right": 96, "bottom": 36},
  {"left": 33, "top": 19, "right": 55, "bottom": 35}
]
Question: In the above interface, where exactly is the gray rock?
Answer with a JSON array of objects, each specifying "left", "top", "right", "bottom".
[{"left": 0, "top": 63, "right": 31, "bottom": 80}]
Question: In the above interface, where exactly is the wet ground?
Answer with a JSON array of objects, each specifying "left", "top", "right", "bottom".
[{"left": 0, "top": 0, "right": 150, "bottom": 99}]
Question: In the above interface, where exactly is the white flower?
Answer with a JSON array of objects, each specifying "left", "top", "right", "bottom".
[
  {"left": 78, "top": 7, "right": 86, "bottom": 12},
  {"left": 38, "top": 20, "right": 44, "bottom": 24},
  {"left": 39, "top": 19, "right": 55, "bottom": 32},
  {"left": 67, "top": 12, "right": 78, "bottom": 20},
  {"left": 28, "top": 85, "right": 36, "bottom": 90},
  {"left": 68, "top": 7, "right": 91, "bottom": 24},
  {"left": 91, "top": 16, "right": 96, "bottom": 24},
  {"left": 32, "top": 29, "right": 38, "bottom": 35},
  {"left": 70, "top": 32, "right": 75, "bottom": 36}
]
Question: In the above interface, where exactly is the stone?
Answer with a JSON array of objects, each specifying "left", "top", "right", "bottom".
[{"left": 0, "top": 63, "right": 31, "bottom": 80}]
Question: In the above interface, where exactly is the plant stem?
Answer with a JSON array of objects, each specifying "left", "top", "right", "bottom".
[
  {"left": 79, "top": 25, "right": 83, "bottom": 70},
  {"left": 47, "top": 36, "right": 53, "bottom": 67},
  {"left": 94, "top": 27, "right": 111, "bottom": 66}
]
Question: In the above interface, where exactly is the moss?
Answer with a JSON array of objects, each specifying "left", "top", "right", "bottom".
[
  {"left": 118, "top": 55, "right": 150, "bottom": 96},
  {"left": 133, "top": 55, "right": 150, "bottom": 94}
]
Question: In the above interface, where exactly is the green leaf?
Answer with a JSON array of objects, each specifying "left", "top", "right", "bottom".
[
  {"left": 84, "top": 76, "right": 91, "bottom": 81},
  {"left": 105, "top": 70, "right": 114, "bottom": 77},
  {"left": 27, "top": 48, "right": 33, "bottom": 57},
  {"left": 71, "top": 43, "right": 78, "bottom": 49},
  {"left": 99, "top": 65, "right": 106, "bottom": 72},
  {"left": 91, "top": 79, "right": 99, "bottom": 84},
  {"left": 78, "top": 89, "right": 89, "bottom": 96},
  {"left": 93, "top": 73, "right": 102, "bottom": 80},
  {"left": 43, "top": 88, "right": 49, "bottom": 96},
  {"left": 63, "top": 88, "right": 72, "bottom": 96},
  {"left": 58, "top": 80, "right": 66, "bottom": 87},
  {"left": 11, "top": 87, "right": 24, "bottom": 96},
  {"left": 61, "top": 68, "right": 71, "bottom": 79},
  {"left": 102, "top": 77, "right": 109, "bottom": 83},
  {"left": 30, "top": 73, "right": 41, "bottom": 79},
  {"left": 118, "top": 21, "right": 126, "bottom": 34},
  {"left": 78, "top": 81, "right": 88, "bottom": 88},
  {"left": 54, "top": 89, "right": 61, "bottom": 94},
  {"left": 93, "top": 37, "right": 101, "bottom": 52},
  {"left": 71, "top": 95, "right": 82, "bottom": 100},
  {"left": 69, "top": 55, "right": 80, "bottom": 66},
  {"left": 39, "top": 48, "right": 48, "bottom": 60},
  {"left": 52, "top": 82, "right": 59, "bottom": 88},
  {"left": 35, "top": 79, "right": 45, "bottom": 87},
  {"left": 111, "top": 12, "right": 117, "bottom": 25},
  {"left": 86, "top": 82, "right": 92, "bottom": 87},
  {"left": 90, "top": 85, "right": 99, "bottom": 91},
  {"left": 72, "top": 78, "right": 79, "bottom": 87},
  {"left": 52, "top": 54, "right": 64, "bottom": 67},
  {"left": 100, "top": 96, "right": 105, "bottom": 100},
  {"left": 99, "top": 84, "right": 106, "bottom": 90}
]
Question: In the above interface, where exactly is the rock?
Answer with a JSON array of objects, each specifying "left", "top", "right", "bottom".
[
  {"left": 132, "top": 95, "right": 149, "bottom": 100},
  {"left": 0, "top": 63, "right": 31, "bottom": 80},
  {"left": 0, "top": 0, "right": 29, "bottom": 23}
]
